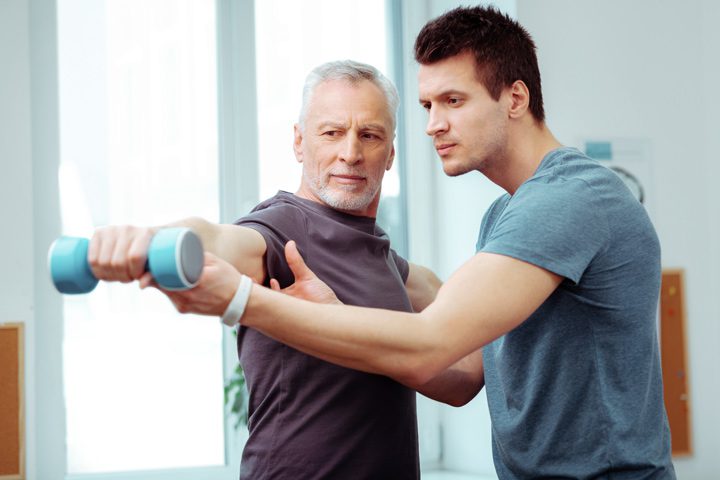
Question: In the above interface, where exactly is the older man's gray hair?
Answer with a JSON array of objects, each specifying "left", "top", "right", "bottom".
[{"left": 298, "top": 60, "right": 400, "bottom": 132}]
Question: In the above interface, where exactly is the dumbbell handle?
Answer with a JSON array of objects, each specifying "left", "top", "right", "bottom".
[{"left": 49, "top": 227, "right": 204, "bottom": 294}]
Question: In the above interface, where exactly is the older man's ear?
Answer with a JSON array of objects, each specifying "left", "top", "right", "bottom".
[{"left": 293, "top": 124, "right": 304, "bottom": 164}]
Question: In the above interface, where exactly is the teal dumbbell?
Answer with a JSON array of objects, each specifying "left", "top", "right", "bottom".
[{"left": 48, "top": 227, "right": 204, "bottom": 294}]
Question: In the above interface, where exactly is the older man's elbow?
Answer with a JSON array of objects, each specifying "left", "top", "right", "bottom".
[
  {"left": 395, "top": 352, "right": 448, "bottom": 388},
  {"left": 447, "top": 385, "right": 484, "bottom": 407}
]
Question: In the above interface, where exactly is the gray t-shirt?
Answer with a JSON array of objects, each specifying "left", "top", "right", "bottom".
[
  {"left": 477, "top": 148, "right": 675, "bottom": 479},
  {"left": 235, "top": 192, "right": 418, "bottom": 479}
]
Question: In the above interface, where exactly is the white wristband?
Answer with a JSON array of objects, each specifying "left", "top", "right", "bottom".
[{"left": 221, "top": 274, "right": 253, "bottom": 327}]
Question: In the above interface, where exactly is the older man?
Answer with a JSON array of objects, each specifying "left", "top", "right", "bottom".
[{"left": 88, "top": 60, "right": 441, "bottom": 479}]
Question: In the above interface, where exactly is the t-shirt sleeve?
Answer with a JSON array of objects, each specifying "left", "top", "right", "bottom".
[
  {"left": 480, "top": 178, "right": 609, "bottom": 284},
  {"left": 234, "top": 203, "right": 308, "bottom": 287},
  {"left": 389, "top": 249, "right": 410, "bottom": 283}
]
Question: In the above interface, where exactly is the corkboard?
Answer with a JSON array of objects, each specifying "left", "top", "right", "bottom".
[
  {"left": 0, "top": 323, "right": 24, "bottom": 480},
  {"left": 660, "top": 270, "right": 692, "bottom": 456}
]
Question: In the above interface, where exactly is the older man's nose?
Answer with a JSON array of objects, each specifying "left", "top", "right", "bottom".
[{"left": 339, "top": 136, "right": 363, "bottom": 164}]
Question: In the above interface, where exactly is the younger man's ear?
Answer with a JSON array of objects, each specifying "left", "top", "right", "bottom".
[{"left": 507, "top": 80, "right": 530, "bottom": 119}]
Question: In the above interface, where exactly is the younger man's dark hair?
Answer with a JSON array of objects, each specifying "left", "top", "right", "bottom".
[{"left": 415, "top": 5, "right": 545, "bottom": 122}]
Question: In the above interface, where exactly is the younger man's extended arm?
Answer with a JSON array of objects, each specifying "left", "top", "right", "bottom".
[
  {"left": 240, "top": 251, "right": 562, "bottom": 387},
  {"left": 165, "top": 239, "right": 481, "bottom": 405}
]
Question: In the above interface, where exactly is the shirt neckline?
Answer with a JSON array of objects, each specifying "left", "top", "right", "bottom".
[{"left": 275, "top": 191, "right": 378, "bottom": 232}]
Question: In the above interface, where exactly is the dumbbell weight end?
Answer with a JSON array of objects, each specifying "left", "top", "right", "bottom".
[
  {"left": 48, "top": 236, "right": 99, "bottom": 294},
  {"left": 48, "top": 227, "right": 204, "bottom": 294}
]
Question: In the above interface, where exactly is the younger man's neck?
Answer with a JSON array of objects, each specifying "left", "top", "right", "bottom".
[{"left": 486, "top": 121, "right": 562, "bottom": 195}]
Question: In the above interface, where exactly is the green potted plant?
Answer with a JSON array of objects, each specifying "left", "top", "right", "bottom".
[{"left": 224, "top": 329, "right": 249, "bottom": 428}]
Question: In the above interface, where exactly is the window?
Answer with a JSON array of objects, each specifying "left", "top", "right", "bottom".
[
  {"left": 58, "top": 0, "right": 225, "bottom": 474},
  {"left": 254, "top": 0, "right": 407, "bottom": 254}
]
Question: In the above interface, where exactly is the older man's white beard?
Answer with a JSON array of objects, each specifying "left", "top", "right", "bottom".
[{"left": 310, "top": 174, "right": 379, "bottom": 213}]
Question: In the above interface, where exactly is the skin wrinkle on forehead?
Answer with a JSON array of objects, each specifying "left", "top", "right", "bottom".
[{"left": 302, "top": 77, "right": 396, "bottom": 128}]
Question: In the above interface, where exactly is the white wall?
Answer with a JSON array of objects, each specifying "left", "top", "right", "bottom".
[
  {"left": 0, "top": 1, "right": 36, "bottom": 478},
  {"left": 1, "top": 0, "right": 66, "bottom": 478},
  {"left": 29, "top": 0, "right": 67, "bottom": 473},
  {"left": 1, "top": 0, "right": 34, "bottom": 325},
  {"left": 517, "top": 1, "right": 719, "bottom": 478}
]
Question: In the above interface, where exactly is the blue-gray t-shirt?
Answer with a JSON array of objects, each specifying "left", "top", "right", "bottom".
[{"left": 477, "top": 147, "right": 675, "bottom": 479}]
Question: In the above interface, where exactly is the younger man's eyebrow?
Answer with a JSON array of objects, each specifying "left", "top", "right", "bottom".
[{"left": 419, "top": 89, "right": 467, "bottom": 104}]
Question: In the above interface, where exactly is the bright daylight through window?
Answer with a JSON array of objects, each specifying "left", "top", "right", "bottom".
[
  {"left": 254, "top": 0, "right": 405, "bottom": 252},
  {"left": 58, "top": 0, "right": 224, "bottom": 473}
]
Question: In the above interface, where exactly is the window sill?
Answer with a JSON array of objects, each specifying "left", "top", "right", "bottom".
[{"left": 422, "top": 470, "right": 498, "bottom": 480}]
